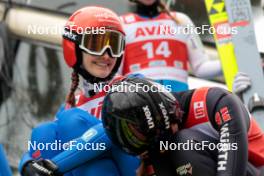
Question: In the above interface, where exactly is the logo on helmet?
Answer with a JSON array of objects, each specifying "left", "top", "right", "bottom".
[
  {"left": 159, "top": 102, "right": 170, "bottom": 129},
  {"left": 63, "top": 30, "right": 77, "bottom": 41},
  {"left": 142, "top": 105, "right": 155, "bottom": 129},
  {"left": 94, "top": 12, "right": 117, "bottom": 19}
]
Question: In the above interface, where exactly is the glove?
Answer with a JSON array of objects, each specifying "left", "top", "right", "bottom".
[
  {"left": 232, "top": 72, "right": 251, "bottom": 94},
  {"left": 21, "top": 159, "right": 60, "bottom": 176}
]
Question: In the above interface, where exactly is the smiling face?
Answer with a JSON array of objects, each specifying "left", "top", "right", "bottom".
[
  {"left": 82, "top": 52, "right": 117, "bottom": 79},
  {"left": 137, "top": 0, "right": 156, "bottom": 6}
]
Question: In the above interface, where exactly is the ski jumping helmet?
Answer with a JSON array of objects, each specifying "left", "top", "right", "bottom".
[
  {"left": 62, "top": 6, "right": 125, "bottom": 83},
  {"left": 102, "top": 77, "right": 182, "bottom": 155}
]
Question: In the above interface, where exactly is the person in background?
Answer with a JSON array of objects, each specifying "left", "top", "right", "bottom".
[{"left": 120, "top": 0, "right": 222, "bottom": 92}]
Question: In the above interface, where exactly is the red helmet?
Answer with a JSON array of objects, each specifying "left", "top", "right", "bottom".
[{"left": 62, "top": 6, "right": 125, "bottom": 82}]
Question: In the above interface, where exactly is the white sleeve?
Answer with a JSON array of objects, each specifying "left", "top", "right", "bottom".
[{"left": 177, "top": 13, "right": 222, "bottom": 79}]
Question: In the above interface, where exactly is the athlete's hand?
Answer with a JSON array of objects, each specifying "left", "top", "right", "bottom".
[
  {"left": 21, "top": 159, "right": 60, "bottom": 176},
  {"left": 136, "top": 152, "right": 156, "bottom": 176},
  {"left": 232, "top": 72, "right": 251, "bottom": 94}
]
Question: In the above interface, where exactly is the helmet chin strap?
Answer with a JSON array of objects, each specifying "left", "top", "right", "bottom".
[
  {"left": 83, "top": 79, "right": 108, "bottom": 97},
  {"left": 77, "top": 65, "right": 111, "bottom": 84}
]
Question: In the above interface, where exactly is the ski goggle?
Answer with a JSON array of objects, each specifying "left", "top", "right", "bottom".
[{"left": 79, "top": 29, "right": 125, "bottom": 58}]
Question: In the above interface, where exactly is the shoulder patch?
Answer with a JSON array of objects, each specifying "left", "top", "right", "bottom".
[{"left": 184, "top": 87, "right": 210, "bottom": 128}]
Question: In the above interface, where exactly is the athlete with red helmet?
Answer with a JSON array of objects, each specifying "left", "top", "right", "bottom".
[
  {"left": 19, "top": 6, "right": 139, "bottom": 176},
  {"left": 120, "top": 0, "right": 222, "bottom": 92},
  {"left": 102, "top": 77, "right": 264, "bottom": 176}
]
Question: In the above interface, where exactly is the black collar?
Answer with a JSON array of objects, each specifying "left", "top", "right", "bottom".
[{"left": 135, "top": 1, "right": 160, "bottom": 18}]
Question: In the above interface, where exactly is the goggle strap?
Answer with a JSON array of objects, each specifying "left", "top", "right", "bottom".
[{"left": 63, "top": 28, "right": 82, "bottom": 44}]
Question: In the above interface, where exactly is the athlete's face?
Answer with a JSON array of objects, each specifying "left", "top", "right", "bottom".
[
  {"left": 137, "top": 0, "right": 156, "bottom": 6},
  {"left": 82, "top": 52, "right": 117, "bottom": 78}
]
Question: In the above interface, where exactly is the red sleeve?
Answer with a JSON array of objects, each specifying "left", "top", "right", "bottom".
[
  {"left": 183, "top": 87, "right": 210, "bottom": 128},
  {"left": 183, "top": 87, "right": 264, "bottom": 168},
  {"left": 248, "top": 117, "right": 264, "bottom": 167}
]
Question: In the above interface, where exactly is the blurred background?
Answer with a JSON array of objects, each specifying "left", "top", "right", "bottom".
[{"left": 0, "top": 0, "right": 263, "bottom": 174}]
